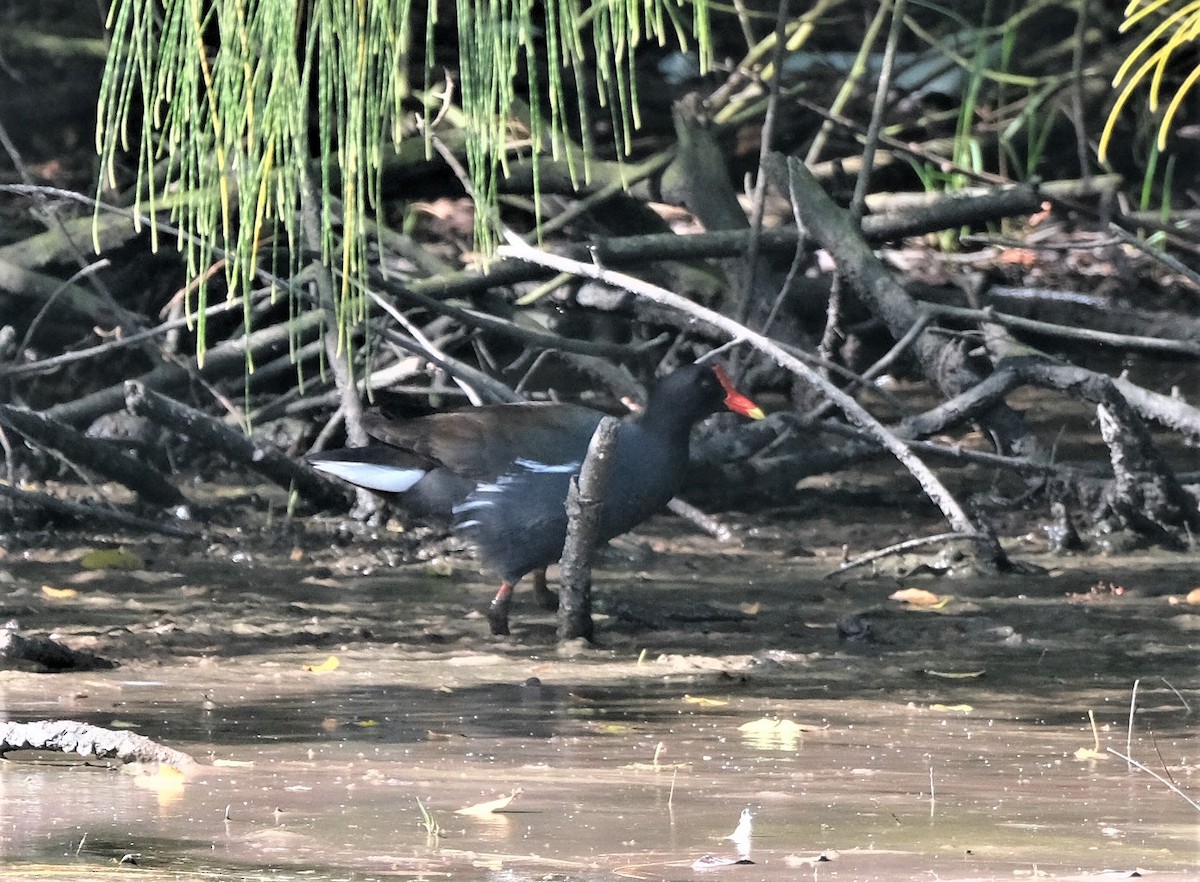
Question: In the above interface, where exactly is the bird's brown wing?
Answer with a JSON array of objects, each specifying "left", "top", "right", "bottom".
[{"left": 361, "top": 403, "right": 606, "bottom": 481}]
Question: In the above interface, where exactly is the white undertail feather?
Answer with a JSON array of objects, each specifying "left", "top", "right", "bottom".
[{"left": 309, "top": 461, "right": 426, "bottom": 493}]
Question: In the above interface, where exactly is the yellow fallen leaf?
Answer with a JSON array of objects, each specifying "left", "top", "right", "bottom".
[
  {"left": 353, "top": 719, "right": 379, "bottom": 728},
  {"left": 888, "top": 585, "right": 950, "bottom": 607},
  {"left": 303, "top": 656, "right": 340, "bottom": 673},
  {"left": 930, "top": 704, "right": 973, "bottom": 713},
  {"left": 888, "top": 585, "right": 940, "bottom": 607},
  {"left": 683, "top": 695, "right": 728, "bottom": 707},
  {"left": 1185, "top": 587, "right": 1200, "bottom": 605},
  {"left": 738, "top": 718, "right": 824, "bottom": 736},
  {"left": 595, "top": 722, "right": 631, "bottom": 733},
  {"left": 1074, "top": 747, "right": 1106, "bottom": 760},
  {"left": 455, "top": 788, "right": 522, "bottom": 816},
  {"left": 41, "top": 585, "right": 78, "bottom": 599},
  {"left": 79, "top": 548, "right": 144, "bottom": 570},
  {"left": 742, "top": 722, "right": 805, "bottom": 751},
  {"left": 739, "top": 602, "right": 762, "bottom": 615}
]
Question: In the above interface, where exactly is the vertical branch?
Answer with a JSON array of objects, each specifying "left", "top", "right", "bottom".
[
  {"left": 301, "top": 173, "right": 368, "bottom": 453},
  {"left": 738, "top": 0, "right": 791, "bottom": 326},
  {"left": 559, "top": 417, "right": 620, "bottom": 642},
  {"left": 849, "top": 0, "right": 907, "bottom": 224},
  {"left": 1070, "top": 0, "right": 1091, "bottom": 179}
]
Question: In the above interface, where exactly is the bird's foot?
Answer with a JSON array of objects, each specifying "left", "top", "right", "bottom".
[
  {"left": 487, "top": 581, "right": 514, "bottom": 635},
  {"left": 532, "top": 569, "right": 558, "bottom": 612},
  {"left": 487, "top": 605, "right": 511, "bottom": 635}
]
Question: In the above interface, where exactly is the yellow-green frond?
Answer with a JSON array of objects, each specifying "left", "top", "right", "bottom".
[{"left": 1102, "top": 0, "right": 1200, "bottom": 161}]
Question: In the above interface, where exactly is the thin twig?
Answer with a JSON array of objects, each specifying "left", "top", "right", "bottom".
[
  {"left": 759, "top": 165, "right": 810, "bottom": 338},
  {"left": 811, "top": 314, "right": 932, "bottom": 422},
  {"left": 832, "top": 532, "right": 981, "bottom": 575},
  {"left": 806, "top": 414, "right": 1092, "bottom": 479},
  {"left": 1159, "top": 677, "right": 1192, "bottom": 715},
  {"left": 384, "top": 280, "right": 656, "bottom": 360},
  {"left": 1108, "top": 223, "right": 1200, "bottom": 293},
  {"left": 805, "top": 0, "right": 894, "bottom": 165},
  {"left": 0, "top": 184, "right": 288, "bottom": 290},
  {"left": 0, "top": 294, "right": 250, "bottom": 379},
  {"left": 0, "top": 120, "right": 129, "bottom": 321},
  {"left": 1070, "top": 0, "right": 1091, "bottom": 181},
  {"left": 850, "top": 0, "right": 908, "bottom": 224},
  {"left": 739, "top": 0, "right": 791, "bottom": 325},
  {"left": 1126, "top": 678, "right": 1140, "bottom": 771},
  {"left": 1106, "top": 748, "right": 1200, "bottom": 813},
  {"left": 18, "top": 260, "right": 111, "bottom": 352},
  {"left": 923, "top": 302, "right": 1200, "bottom": 358},
  {"left": 364, "top": 288, "right": 484, "bottom": 406}
]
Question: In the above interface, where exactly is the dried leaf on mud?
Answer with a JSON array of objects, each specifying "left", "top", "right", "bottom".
[
  {"left": 455, "top": 788, "right": 523, "bottom": 816},
  {"left": 40, "top": 585, "right": 78, "bottom": 599},
  {"left": 683, "top": 695, "right": 728, "bottom": 707},
  {"left": 889, "top": 588, "right": 949, "bottom": 607},
  {"left": 79, "top": 548, "right": 144, "bottom": 570}
]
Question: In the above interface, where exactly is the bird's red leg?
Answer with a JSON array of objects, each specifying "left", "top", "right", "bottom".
[
  {"left": 531, "top": 568, "right": 557, "bottom": 611},
  {"left": 487, "top": 580, "right": 515, "bottom": 635}
]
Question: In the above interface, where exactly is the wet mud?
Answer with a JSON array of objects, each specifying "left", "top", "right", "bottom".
[{"left": 0, "top": 512, "right": 1197, "bottom": 880}]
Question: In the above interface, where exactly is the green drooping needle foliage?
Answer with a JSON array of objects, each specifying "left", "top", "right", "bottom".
[{"left": 96, "top": 0, "right": 712, "bottom": 363}]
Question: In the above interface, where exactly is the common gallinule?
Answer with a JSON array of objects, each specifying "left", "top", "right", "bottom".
[{"left": 308, "top": 364, "right": 763, "bottom": 634}]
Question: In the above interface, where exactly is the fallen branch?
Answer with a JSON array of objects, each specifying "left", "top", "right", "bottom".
[
  {"left": 124, "top": 382, "right": 352, "bottom": 513},
  {"left": 1009, "top": 358, "right": 1200, "bottom": 541},
  {"left": 497, "top": 233, "right": 1004, "bottom": 568},
  {"left": 0, "top": 720, "right": 199, "bottom": 772},
  {"left": 832, "top": 532, "right": 981, "bottom": 575},
  {"left": 0, "top": 293, "right": 249, "bottom": 380},
  {"left": 392, "top": 188, "right": 1044, "bottom": 305},
  {"left": 925, "top": 302, "right": 1200, "bottom": 359},
  {"left": 43, "top": 310, "right": 323, "bottom": 430},
  {"left": 0, "top": 480, "right": 196, "bottom": 537},
  {"left": 766, "top": 152, "right": 1039, "bottom": 464},
  {"left": 0, "top": 404, "right": 184, "bottom": 506},
  {"left": 0, "top": 630, "right": 117, "bottom": 672}
]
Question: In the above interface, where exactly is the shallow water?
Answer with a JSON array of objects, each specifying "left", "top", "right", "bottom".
[{"left": 0, "top": 526, "right": 1197, "bottom": 880}]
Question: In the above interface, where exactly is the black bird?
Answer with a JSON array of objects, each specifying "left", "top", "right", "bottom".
[{"left": 308, "top": 364, "right": 763, "bottom": 634}]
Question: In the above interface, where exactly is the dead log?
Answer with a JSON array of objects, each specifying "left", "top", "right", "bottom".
[
  {"left": 0, "top": 630, "right": 117, "bottom": 673},
  {"left": 0, "top": 719, "right": 198, "bottom": 771},
  {"left": 124, "top": 382, "right": 352, "bottom": 512},
  {"left": 0, "top": 404, "right": 184, "bottom": 506}
]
